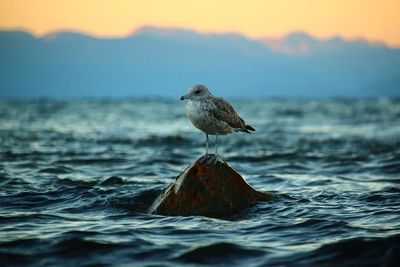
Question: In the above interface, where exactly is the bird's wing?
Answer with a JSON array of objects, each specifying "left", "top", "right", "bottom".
[{"left": 210, "top": 97, "right": 247, "bottom": 131}]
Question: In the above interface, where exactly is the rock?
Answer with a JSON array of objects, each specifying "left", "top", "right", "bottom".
[{"left": 148, "top": 154, "right": 273, "bottom": 217}]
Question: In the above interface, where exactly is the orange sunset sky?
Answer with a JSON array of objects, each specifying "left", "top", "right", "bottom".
[{"left": 1, "top": 0, "right": 399, "bottom": 47}]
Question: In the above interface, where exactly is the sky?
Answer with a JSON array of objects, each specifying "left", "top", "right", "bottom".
[{"left": 1, "top": 0, "right": 399, "bottom": 47}]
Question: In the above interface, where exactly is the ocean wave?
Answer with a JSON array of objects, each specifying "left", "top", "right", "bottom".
[
  {"left": 288, "top": 234, "right": 400, "bottom": 267},
  {"left": 1, "top": 99, "right": 399, "bottom": 267},
  {"left": 174, "top": 242, "right": 265, "bottom": 264}
]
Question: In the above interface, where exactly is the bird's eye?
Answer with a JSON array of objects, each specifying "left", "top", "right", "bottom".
[{"left": 195, "top": 90, "right": 201, "bottom": 94}]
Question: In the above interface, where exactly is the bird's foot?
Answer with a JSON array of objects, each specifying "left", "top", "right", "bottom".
[
  {"left": 198, "top": 154, "right": 225, "bottom": 166},
  {"left": 198, "top": 154, "right": 210, "bottom": 163},
  {"left": 202, "top": 154, "right": 220, "bottom": 166},
  {"left": 211, "top": 154, "right": 220, "bottom": 166}
]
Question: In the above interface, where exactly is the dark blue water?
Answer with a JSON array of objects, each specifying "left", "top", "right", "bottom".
[{"left": 1, "top": 99, "right": 400, "bottom": 267}]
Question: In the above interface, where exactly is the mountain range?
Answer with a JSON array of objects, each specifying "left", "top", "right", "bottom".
[{"left": 0, "top": 26, "right": 399, "bottom": 98}]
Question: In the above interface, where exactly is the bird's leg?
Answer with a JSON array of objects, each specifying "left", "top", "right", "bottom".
[
  {"left": 205, "top": 133, "right": 209, "bottom": 159},
  {"left": 215, "top": 134, "right": 218, "bottom": 155},
  {"left": 200, "top": 134, "right": 210, "bottom": 163},
  {"left": 207, "top": 135, "right": 220, "bottom": 165},
  {"left": 214, "top": 134, "right": 220, "bottom": 165}
]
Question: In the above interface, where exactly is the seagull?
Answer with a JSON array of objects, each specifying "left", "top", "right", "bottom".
[{"left": 180, "top": 84, "right": 255, "bottom": 163}]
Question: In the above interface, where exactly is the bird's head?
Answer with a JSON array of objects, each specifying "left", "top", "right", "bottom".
[{"left": 180, "top": 84, "right": 212, "bottom": 101}]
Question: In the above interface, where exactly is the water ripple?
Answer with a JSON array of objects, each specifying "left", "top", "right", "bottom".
[{"left": 1, "top": 99, "right": 399, "bottom": 267}]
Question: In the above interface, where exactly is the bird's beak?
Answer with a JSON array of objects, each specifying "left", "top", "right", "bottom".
[
  {"left": 180, "top": 96, "right": 185, "bottom": 100},
  {"left": 180, "top": 94, "right": 189, "bottom": 100}
]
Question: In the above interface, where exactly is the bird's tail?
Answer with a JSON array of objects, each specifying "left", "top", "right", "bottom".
[
  {"left": 240, "top": 125, "right": 255, "bottom": 133},
  {"left": 246, "top": 125, "right": 255, "bottom": 131}
]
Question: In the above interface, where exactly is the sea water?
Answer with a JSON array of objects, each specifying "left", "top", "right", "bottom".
[{"left": 0, "top": 98, "right": 399, "bottom": 266}]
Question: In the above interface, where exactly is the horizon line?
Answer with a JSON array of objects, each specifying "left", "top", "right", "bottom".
[{"left": 0, "top": 25, "right": 396, "bottom": 49}]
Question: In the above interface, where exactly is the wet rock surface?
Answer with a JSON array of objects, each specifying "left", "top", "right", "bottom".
[{"left": 149, "top": 154, "right": 273, "bottom": 217}]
